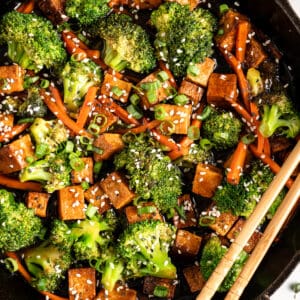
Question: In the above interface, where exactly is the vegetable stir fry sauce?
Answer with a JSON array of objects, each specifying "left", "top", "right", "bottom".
[{"left": 0, "top": 0, "right": 299, "bottom": 299}]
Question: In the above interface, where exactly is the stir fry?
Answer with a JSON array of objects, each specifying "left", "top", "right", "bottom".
[{"left": 0, "top": 0, "right": 299, "bottom": 299}]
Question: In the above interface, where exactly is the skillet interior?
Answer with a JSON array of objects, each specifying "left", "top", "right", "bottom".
[{"left": 0, "top": 0, "right": 299, "bottom": 299}]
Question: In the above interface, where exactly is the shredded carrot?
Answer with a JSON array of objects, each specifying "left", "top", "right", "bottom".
[
  {"left": 249, "top": 144, "right": 293, "bottom": 188},
  {"left": 0, "top": 175, "right": 42, "bottom": 191},
  {"left": 85, "top": 49, "right": 101, "bottom": 60},
  {"left": 227, "top": 140, "right": 248, "bottom": 185},
  {"left": 158, "top": 61, "right": 177, "bottom": 89},
  {"left": 107, "top": 68, "right": 124, "bottom": 79},
  {"left": 151, "top": 129, "right": 179, "bottom": 152},
  {"left": 235, "top": 21, "right": 250, "bottom": 62},
  {"left": 49, "top": 86, "right": 67, "bottom": 113},
  {"left": 263, "top": 137, "right": 271, "bottom": 156},
  {"left": 16, "top": 0, "right": 35, "bottom": 13},
  {"left": 61, "top": 31, "right": 87, "bottom": 60},
  {"left": 41, "top": 89, "right": 92, "bottom": 138},
  {"left": 0, "top": 123, "right": 30, "bottom": 143},
  {"left": 76, "top": 86, "right": 99, "bottom": 129},
  {"left": 62, "top": 30, "right": 89, "bottom": 50},
  {"left": 118, "top": 119, "right": 161, "bottom": 134}
]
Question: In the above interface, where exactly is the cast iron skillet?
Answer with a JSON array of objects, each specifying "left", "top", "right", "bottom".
[{"left": 0, "top": 0, "right": 299, "bottom": 299}]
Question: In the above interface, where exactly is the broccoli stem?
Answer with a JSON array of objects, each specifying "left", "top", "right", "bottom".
[
  {"left": 102, "top": 41, "right": 128, "bottom": 72},
  {"left": 101, "top": 259, "right": 124, "bottom": 291}
]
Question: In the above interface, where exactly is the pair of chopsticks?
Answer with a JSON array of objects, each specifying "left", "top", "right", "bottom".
[{"left": 197, "top": 140, "right": 300, "bottom": 300}]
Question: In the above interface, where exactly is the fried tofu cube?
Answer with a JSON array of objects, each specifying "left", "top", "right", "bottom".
[
  {"left": 178, "top": 79, "right": 204, "bottom": 107},
  {"left": 0, "top": 113, "right": 14, "bottom": 132},
  {"left": 173, "top": 229, "right": 202, "bottom": 256},
  {"left": 143, "top": 276, "right": 176, "bottom": 299},
  {"left": 37, "top": 0, "right": 68, "bottom": 24},
  {"left": 101, "top": 73, "right": 132, "bottom": 103},
  {"left": 155, "top": 104, "right": 192, "bottom": 134},
  {"left": 174, "top": 194, "right": 197, "bottom": 228},
  {"left": 95, "top": 286, "right": 137, "bottom": 300},
  {"left": 26, "top": 192, "right": 50, "bottom": 218},
  {"left": 227, "top": 218, "right": 262, "bottom": 253},
  {"left": 125, "top": 202, "right": 163, "bottom": 224},
  {"left": 192, "top": 163, "right": 223, "bottom": 198},
  {"left": 0, "top": 65, "right": 25, "bottom": 94},
  {"left": 84, "top": 182, "right": 111, "bottom": 214},
  {"left": 245, "top": 38, "right": 268, "bottom": 68},
  {"left": 68, "top": 268, "right": 96, "bottom": 300},
  {"left": 100, "top": 172, "right": 135, "bottom": 209},
  {"left": 0, "top": 134, "right": 34, "bottom": 174},
  {"left": 58, "top": 185, "right": 85, "bottom": 220},
  {"left": 183, "top": 265, "right": 206, "bottom": 293},
  {"left": 93, "top": 133, "right": 124, "bottom": 161},
  {"left": 207, "top": 73, "right": 238, "bottom": 106},
  {"left": 71, "top": 157, "right": 94, "bottom": 185}
]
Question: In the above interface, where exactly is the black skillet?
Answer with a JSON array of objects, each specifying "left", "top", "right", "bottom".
[{"left": 0, "top": 0, "right": 300, "bottom": 299}]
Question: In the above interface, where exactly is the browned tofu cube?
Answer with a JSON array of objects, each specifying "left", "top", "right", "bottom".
[
  {"left": 93, "top": 133, "right": 124, "bottom": 161},
  {"left": 186, "top": 58, "right": 216, "bottom": 87},
  {"left": 71, "top": 157, "right": 94, "bottom": 185},
  {"left": 0, "top": 113, "right": 14, "bottom": 132},
  {"left": 84, "top": 182, "right": 111, "bottom": 214},
  {"left": 143, "top": 276, "right": 176, "bottom": 299},
  {"left": 245, "top": 38, "right": 268, "bottom": 68},
  {"left": 100, "top": 172, "right": 135, "bottom": 209},
  {"left": 154, "top": 104, "right": 192, "bottom": 135},
  {"left": 227, "top": 218, "right": 262, "bottom": 253},
  {"left": 58, "top": 185, "right": 85, "bottom": 220},
  {"left": 125, "top": 202, "right": 163, "bottom": 224},
  {"left": 183, "top": 265, "right": 206, "bottom": 293},
  {"left": 101, "top": 73, "right": 132, "bottom": 103},
  {"left": 0, "top": 134, "right": 34, "bottom": 174},
  {"left": 26, "top": 192, "right": 50, "bottom": 217},
  {"left": 68, "top": 268, "right": 96, "bottom": 300},
  {"left": 166, "top": 0, "right": 199, "bottom": 10},
  {"left": 95, "top": 286, "right": 137, "bottom": 300},
  {"left": 173, "top": 194, "right": 197, "bottom": 228},
  {"left": 37, "top": 0, "right": 68, "bottom": 24},
  {"left": 207, "top": 73, "right": 238, "bottom": 106},
  {"left": 0, "top": 65, "right": 25, "bottom": 94},
  {"left": 131, "top": 0, "right": 162, "bottom": 9},
  {"left": 178, "top": 79, "right": 204, "bottom": 107},
  {"left": 138, "top": 72, "right": 174, "bottom": 109},
  {"left": 173, "top": 229, "right": 202, "bottom": 256},
  {"left": 192, "top": 163, "right": 223, "bottom": 198}
]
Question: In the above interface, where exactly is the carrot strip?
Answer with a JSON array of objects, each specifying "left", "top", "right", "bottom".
[
  {"left": 62, "top": 30, "right": 89, "bottom": 50},
  {"left": 16, "top": 0, "right": 35, "bottom": 13},
  {"left": 0, "top": 175, "right": 43, "bottom": 191},
  {"left": 0, "top": 123, "right": 30, "bottom": 143},
  {"left": 85, "top": 49, "right": 101, "bottom": 59},
  {"left": 41, "top": 89, "right": 92, "bottom": 138},
  {"left": 61, "top": 31, "right": 87, "bottom": 60},
  {"left": 122, "top": 119, "right": 161, "bottom": 134},
  {"left": 263, "top": 136, "right": 271, "bottom": 156},
  {"left": 158, "top": 60, "right": 177, "bottom": 89},
  {"left": 227, "top": 140, "right": 248, "bottom": 185},
  {"left": 49, "top": 86, "right": 67, "bottom": 113},
  {"left": 151, "top": 129, "right": 179, "bottom": 152},
  {"left": 235, "top": 21, "right": 250, "bottom": 62},
  {"left": 41, "top": 291, "right": 69, "bottom": 300},
  {"left": 76, "top": 86, "right": 99, "bottom": 129},
  {"left": 92, "top": 57, "right": 108, "bottom": 70},
  {"left": 250, "top": 101, "right": 264, "bottom": 153},
  {"left": 221, "top": 49, "right": 250, "bottom": 111},
  {"left": 249, "top": 144, "right": 293, "bottom": 188}
]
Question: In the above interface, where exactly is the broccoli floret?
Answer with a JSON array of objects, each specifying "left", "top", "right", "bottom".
[
  {"left": 92, "top": 13, "right": 156, "bottom": 73},
  {"left": 24, "top": 220, "right": 73, "bottom": 292},
  {"left": 17, "top": 87, "right": 47, "bottom": 118},
  {"left": 202, "top": 106, "right": 242, "bottom": 151},
  {"left": 118, "top": 220, "right": 177, "bottom": 279},
  {"left": 0, "top": 189, "right": 45, "bottom": 253},
  {"left": 0, "top": 96, "right": 22, "bottom": 113},
  {"left": 30, "top": 118, "right": 69, "bottom": 155},
  {"left": 65, "top": 0, "right": 110, "bottom": 25},
  {"left": 213, "top": 160, "right": 286, "bottom": 218},
  {"left": 114, "top": 133, "right": 182, "bottom": 214},
  {"left": 60, "top": 58, "right": 102, "bottom": 112},
  {"left": 70, "top": 207, "right": 118, "bottom": 261},
  {"left": 151, "top": 2, "right": 217, "bottom": 77},
  {"left": 259, "top": 92, "right": 300, "bottom": 138},
  {"left": 0, "top": 11, "right": 67, "bottom": 72},
  {"left": 181, "top": 143, "right": 214, "bottom": 165},
  {"left": 200, "top": 236, "right": 248, "bottom": 292}
]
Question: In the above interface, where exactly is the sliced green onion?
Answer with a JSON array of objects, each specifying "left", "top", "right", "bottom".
[
  {"left": 65, "top": 140, "right": 74, "bottom": 153},
  {"left": 174, "top": 94, "right": 189, "bottom": 106},
  {"left": 23, "top": 76, "right": 39, "bottom": 89},
  {"left": 137, "top": 205, "right": 156, "bottom": 215},
  {"left": 159, "top": 120, "right": 175, "bottom": 135},
  {"left": 157, "top": 71, "right": 169, "bottom": 82},
  {"left": 219, "top": 3, "right": 229, "bottom": 14},
  {"left": 92, "top": 146, "right": 103, "bottom": 155},
  {"left": 199, "top": 215, "right": 216, "bottom": 226},
  {"left": 140, "top": 80, "right": 161, "bottom": 91},
  {"left": 187, "top": 126, "right": 200, "bottom": 140},
  {"left": 40, "top": 79, "right": 49, "bottom": 88},
  {"left": 146, "top": 89, "right": 157, "bottom": 104},
  {"left": 70, "top": 157, "right": 84, "bottom": 171},
  {"left": 81, "top": 181, "right": 90, "bottom": 190},
  {"left": 17, "top": 117, "right": 35, "bottom": 124},
  {"left": 93, "top": 113, "right": 108, "bottom": 128},
  {"left": 126, "top": 104, "right": 143, "bottom": 120},
  {"left": 35, "top": 143, "right": 49, "bottom": 158},
  {"left": 197, "top": 106, "right": 212, "bottom": 121},
  {"left": 122, "top": 132, "right": 136, "bottom": 144},
  {"left": 187, "top": 64, "right": 200, "bottom": 76},
  {"left": 241, "top": 133, "right": 256, "bottom": 145},
  {"left": 88, "top": 123, "right": 101, "bottom": 135},
  {"left": 111, "top": 86, "right": 124, "bottom": 97},
  {"left": 200, "top": 138, "right": 213, "bottom": 151},
  {"left": 130, "top": 93, "right": 140, "bottom": 105},
  {"left": 79, "top": 136, "right": 92, "bottom": 145},
  {"left": 217, "top": 28, "right": 225, "bottom": 36},
  {"left": 153, "top": 286, "right": 169, "bottom": 298},
  {"left": 93, "top": 161, "right": 103, "bottom": 174},
  {"left": 154, "top": 105, "right": 167, "bottom": 120},
  {"left": 25, "top": 156, "right": 35, "bottom": 164},
  {"left": 4, "top": 257, "right": 18, "bottom": 273},
  {"left": 86, "top": 204, "right": 98, "bottom": 219}
]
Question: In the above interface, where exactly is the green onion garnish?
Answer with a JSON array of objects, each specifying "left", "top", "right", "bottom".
[
  {"left": 153, "top": 286, "right": 169, "bottom": 298},
  {"left": 174, "top": 94, "right": 189, "bottom": 106},
  {"left": 187, "top": 64, "right": 200, "bottom": 76},
  {"left": 157, "top": 71, "right": 169, "bottom": 82},
  {"left": 199, "top": 216, "right": 216, "bottom": 226},
  {"left": 137, "top": 205, "right": 156, "bottom": 215},
  {"left": 130, "top": 93, "right": 140, "bottom": 105},
  {"left": 35, "top": 143, "right": 49, "bottom": 158},
  {"left": 111, "top": 86, "right": 124, "bottom": 97},
  {"left": 70, "top": 157, "right": 84, "bottom": 171},
  {"left": 154, "top": 105, "right": 167, "bottom": 120},
  {"left": 219, "top": 3, "right": 229, "bottom": 14},
  {"left": 127, "top": 104, "right": 143, "bottom": 120},
  {"left": 187, "top": 126, "right": 200, "bottom": 140},
  {"left": 200, "top": 138, "right": 213, "bottom": 151},
  {"left": 197, "top": 106, "right": 212, "bottom": 121}
]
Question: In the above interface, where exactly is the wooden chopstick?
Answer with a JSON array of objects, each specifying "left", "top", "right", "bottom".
[
  {"left": 196, "top": 140, "right": 300, "bottom": 300},
  {"left": 226, "top": 171, "right": 300, "bottom": 299}
]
